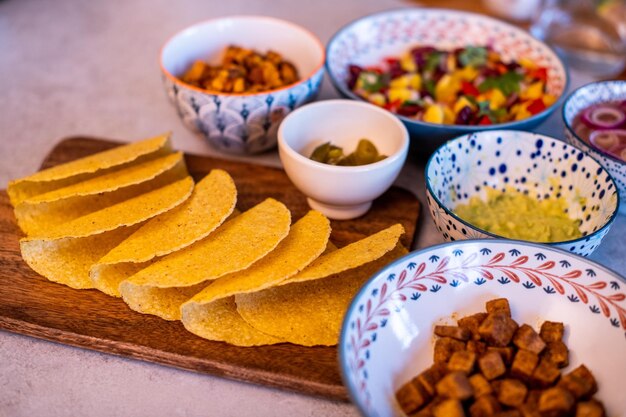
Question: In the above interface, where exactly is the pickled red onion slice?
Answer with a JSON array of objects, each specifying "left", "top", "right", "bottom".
[
  {"left": 590, "top": 129, "right": 626, "bottom": 161},
  {"left": 581, "top": 105, "right": 625, "bottom": 129}
]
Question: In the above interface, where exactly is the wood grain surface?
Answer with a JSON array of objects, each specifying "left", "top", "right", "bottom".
[{"left": 0, "top": 137, "right": 421, "bottom": 400}]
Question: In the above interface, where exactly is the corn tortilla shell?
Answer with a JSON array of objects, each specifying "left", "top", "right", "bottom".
[
  {"left": 235, "top": 244, "right": 408, "bottom": 346},
  {"left": 90, "top": 261, "right": 152, "bottom": 297},
  {"left": 120, "top": 282, "right": 206, "bottom": 321},
  {"left": 180, "top": 211, "right": 330, "bottom": 345},
  {"left": 14, "top": 155, "right": 188, "bottom": 236},
  {"left": 8, "top": 133, "right": 172, "bottom": 206}
]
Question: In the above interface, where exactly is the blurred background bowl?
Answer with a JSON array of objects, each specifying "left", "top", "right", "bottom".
[
  {"left": 160, "top": 16, "right": 325, "bottom": 154},
  {"left": 425, "top": 130, "right": 619, "bottom": 256},
  {"left": 340, "top": 239, "right": 626, "bottom": 417},
  {"left": 277, "top": 99, "right": 409, "bottom": 220},
  {"left": 325, "top": 8, "right": 568, "bottom": 154},
  {"left": 562, "top": 80, "right": 626, "bottom": 215}
]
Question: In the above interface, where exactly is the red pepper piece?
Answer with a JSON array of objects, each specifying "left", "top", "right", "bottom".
[
  {"left": 384, "top": 100, "right": 402, "bottom": 112},
  {"left": 478, "top": 115, "right": 492, "bottom": 125},
  {"left": 530, "top": 67, "right": 548, "bottom": 83},
  {"left": 527, "top": 98, "right": 546, "bottom": 115},
  {"left": 461, "top": 81, "right": 480, "bottom": 96}
]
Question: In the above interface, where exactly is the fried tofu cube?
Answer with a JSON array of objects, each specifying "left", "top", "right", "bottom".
[
  {"left": 469, "top": 374, "right": 493, "bottom": 398},
  {"left": 396, "top": 378, "right": 431, "bottom": 414},
  {"left": 417, "top": 364, "right": 447, "bottom": 397},
  {"left": 558, "top": 365, "right": 597, "bottom": 399},
  {"left": 575, "top": 399, "right": 606, "bottom": 417},
  {"left": 478, "top": 351, "right": 507, "bottom": 380},
  {"left": 511, "top": 349, "right": 539, "bottom": 381},
  {"left": 531, "top": 358, "right": 560, "bottom": 388},
  {"left": 432, "top": 398, "right": 465, "bottom": 417},
  {"left": 486, "top": 346, "right": 514, "bottom": 366},
  {"left": 538, "top": 387, "right": 575, "bottom": 417},
  {"left": 513, "top": 324, "right": 546, "bottom": 354},
  {"left": 469, "top": 394, "right": 501, "bottom": 417},
  {"left": 543, "top": 341, "right": 569, "bottom": 368},
  {"left": 478, "top": 312, "right": 519, "bottom": 347},
  {"left": 458, "top": 313, "right": 488, "bottom": 340},
  {"left": 496, "top": 379, "right": 528, "bottom": 407},
  {"left": 434, "top": 325, "right": 471, "bottom": 341},
  {"left": 467, "top": 340, "right": 488, "bottom": 355},
  {"left": 486, "top": 298, "right": 511, "bottom": 316},
  {"left": 436, "top": 371, "right": 473, "bottom": 400},
  {"left": 448, "top": 350, "right": 476, "bottom": 374},
  {"left": 540, "top": 321, "right": 564, "bottom": 343},
  {"left": 433, "top": 337, "right": 466, "bottom": 363}
]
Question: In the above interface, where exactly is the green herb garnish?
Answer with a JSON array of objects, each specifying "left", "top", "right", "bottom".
[
  {"left": 478, "top": 71, "right": 523, "bottom": 96},
  {"left": 459, "top": 46, "right": 488, "bottom": 67}
]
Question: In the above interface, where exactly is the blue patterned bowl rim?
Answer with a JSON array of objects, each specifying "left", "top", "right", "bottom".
[
  {"left": 562, "top": 79, "right": 626, "bottom": 167},
  {"left": 324, "top": 7, "right": 570, "bottom": 132},
  {"left": 338, "top": 238, "right": 626, "bottom": 417},
  {"left": 424, "top": 129, "right": 621, "bottom": 246}
]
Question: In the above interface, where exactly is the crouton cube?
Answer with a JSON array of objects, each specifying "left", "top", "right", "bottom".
[
  {"left": 511, "top": 349, "right": 539, "bottom": 381},
  {"left": 469, "top": 394, "right": 501, "bottom": 417},
  {"left": 486, "top": 346, "right": 514, "bottom": 366},
  {"left": 538, "top": 387, "right": 575, "bottom": 417},
  {"left": 396, "top": 378, "right": 431, "bottom": 414},
  {"left": 478, "top": 312, "right": 519, "bottom": 347},
  {"left": 531, "top": 358, "right": 560, "bottom": 388},
  {"left": 469, "top": 374, "right": 493, "bottom": 398},
  {"left": 467, "top": 340, "right": 488, "bottom": 355},
  {"left": 412, "top": 405, "right": 435, "bottom": 417},
  {"left": 513, "top": 324, "right": 546, "bottom": 354},
  {"left": 434, "top": 337, "right": 466, "bottom": 363},
  {"left": 540, "top": 321, "right": 564, "bottom": 343},
  {"left": 486, "top": 298, "right": 511, "bottom": 316},
  {"left": 448, "top": 350, "right": 476, "bottom": 374},
  {"left": 434, "top": 325, "right": 471, "bottom": 341},
  {"left": 417, "top": 364, "right": 447, "bottom": 397},
  {"left": 526, "top": 390, "right": 543, "bottom": 407},
  {"left": 478, "top": 351, "right": 507, "bottom": 380},
  {"left": 496, "top": 379, "right": 528, "bottom": 407},
  {"left": 519, "top": 402, "right": 541, "bottom": 417},
  {"left": 543, "top": 341, "right": 569, "bottom": 368},
  {"left": 558, "top": 365, "right": 597, "bottom": 399},
  {"left": 436, "top": 371, "right": 473, "bottom": 400},
  {"left": 432, "top": 398, "right": 465, "bottom": 417},
  {"left": 575, "top": 399, "right": 606, "bottom": 417},
  {"left": 458, "top": 313, "right": 488, "bottom": 340}
]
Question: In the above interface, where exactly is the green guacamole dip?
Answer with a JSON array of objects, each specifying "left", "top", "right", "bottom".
[{"left": 454, "top": 188, "right": 582, "bottom": 242}]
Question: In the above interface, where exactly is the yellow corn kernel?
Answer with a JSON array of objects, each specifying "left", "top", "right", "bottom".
[
  {"left": 423, "top": 104, "right": 444, "bottom": 124},
  {"left": 453, "top": 96, "right": 476, "bottom": 114},
  {"left": 400, "top": 53, "right": 416, "bottom": 72},
  {"left": 453, "top": 66, "right": 479, "bottom": 81},
  {"left": 521, "top": 81, "right": 544, "bottom": 100},
  {"left": 388, "top": 88, "right": 412, "bottom": 103},
  {"left": 368, "top": 93, "right": 386, "bottom": 107},
  {"left": 488, "top": 89, "right": 507, "bottom": 110},
  {"left": 435, "top": 74, "right": 459, "bottom": 104}
]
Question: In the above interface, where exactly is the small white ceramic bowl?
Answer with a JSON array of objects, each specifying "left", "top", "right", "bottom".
[
  {"left": 278, "top": 100, "right": 409, "bottom": 220},
  {"left": 340, "top": 239, "right": 626, "bottom": 417},
  {"left": 425, "top": 130, "right": 619, "bottom": 257},
  {"left": 160, "top": 16, "right": 325, "bottom": 154},
  {"left": 563, "top": 80, "right": 626, "bottom": 215}
]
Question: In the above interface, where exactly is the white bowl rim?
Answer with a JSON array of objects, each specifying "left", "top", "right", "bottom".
[
  {"left": 562, "top": 79, "right": 626, "bottom": 167},
  {"left": 324, "top": 6, "right": 570, "bottom": 131},
  {"left": 338, "top": 238, "right": 626, "bottom": 417},
  {"left": 159, "top": 15, "right": 326, "bottom": 98},
  {"left": 424, "top": 129, "right": 621, "bottom": 246},
  {"left": 277, "top": 99, "right": 409, "bottom": 173}
]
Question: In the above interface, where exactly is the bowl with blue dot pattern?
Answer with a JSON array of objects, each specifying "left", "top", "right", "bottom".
[{"left": 425, "top": 130, "right": 619, "bottom": 256}]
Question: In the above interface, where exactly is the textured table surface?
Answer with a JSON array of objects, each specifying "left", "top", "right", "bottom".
[{"left": 0, "top": 0, "right": 624, "bottom": 416}]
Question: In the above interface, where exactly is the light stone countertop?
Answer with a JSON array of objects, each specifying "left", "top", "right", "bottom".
[{"left": 0, "top": 0, "right": 624, "bottom": 416}]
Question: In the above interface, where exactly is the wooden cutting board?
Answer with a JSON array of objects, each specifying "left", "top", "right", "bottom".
[{"left": 0, "top": 137, "right": 421, "bottom": 401}]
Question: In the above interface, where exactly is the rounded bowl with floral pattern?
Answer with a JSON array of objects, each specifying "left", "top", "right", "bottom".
[
  {"left": 160, "top": 16, "right": 325, "bottom": 154},
  {"left": 339, "top": 239, "right": 626, "bottom": 417},
  {"left": 425, "top": 130, "right": 619, "bottom": 257},
  {"left": 325, "top": 8, "right": 568, "bottom": 153},
  {"left": 563, "top": 80, "right": 626, "bottom": 215}
]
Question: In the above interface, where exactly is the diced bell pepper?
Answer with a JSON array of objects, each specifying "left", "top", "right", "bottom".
[
  {"left": 487, "top": 88, "right": 507, "bottom": 110},
  {"left": 390, "top": 74, "right": 422, "bottom": 91},
  {"left": 368, "top": 93, "right": 387, "bottom": 107},
  {"left": 388, "top": 87, "right": 415, "bottom": 104},
  {"left": 543, "top": 94, "right": 557, "bottom": 107},
  {"left": 423, "top": 104, "right": 445, "bottom": 124},
  {"left": 443, "top": 106, "right": 455, "bottom": 124},
  {"left": 453, "top": 96, "right": 476, "bottom": 114},
  {"left": 518, "top": 57, "right": 537, "bottom": 70},
  {"left": 521, "top": 81, "right": 544, "bottom": 100},
  {"left": 400, "top": 53, "right": 417, "bottom": 72},
  {"left": 454, "top": 66, "right": 479, "bottom": 81},
  {"left": 435, "top": 74, "right": 460, "bottom": 104}
]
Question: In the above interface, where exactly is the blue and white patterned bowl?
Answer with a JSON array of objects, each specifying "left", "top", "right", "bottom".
[
  {"left": 160, "top": 16, "right": 325, "bottom": 154},
  {"left": 563, "top": 80, "right": 626, "bottom": 215},
  {"left": 425, "top": 130, "right": 619, "bottom": 256},
  {"left": 325, "top": 8, "right": 568, "bottom": 153},
  {"left": 339, "top": 240, "right": 626, "bottom": 417}
]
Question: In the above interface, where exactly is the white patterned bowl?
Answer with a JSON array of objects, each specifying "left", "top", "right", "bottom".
[
  {"left": 339, "top": 240, "right": 626, "bottom": 417},
  {"left": 425, "top": 130, "right": 619, "bottom": 257},
  {"left": 325, "top": 8, "right": 568, "bottom": 153},
  {"left": 160, "top": 16, "right": 325, "bottom": 154},
  {"left": 563, "top": 80, "right": 626, "bottom": 215}
]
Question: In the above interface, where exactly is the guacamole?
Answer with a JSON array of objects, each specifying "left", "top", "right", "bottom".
[{"left": 454, "top": 188, "right": 582, "bottom": 242}]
